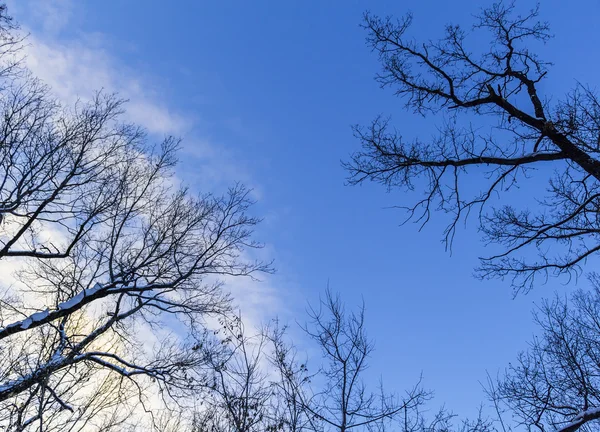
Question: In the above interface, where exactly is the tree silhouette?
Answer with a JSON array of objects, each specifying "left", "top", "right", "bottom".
[{"left": 346, "top": 3, "right": 600, "bottom": 292}]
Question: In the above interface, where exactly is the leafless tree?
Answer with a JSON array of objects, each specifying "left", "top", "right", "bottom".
[
  {"left": 200, "top": 315, "right": 276, "bottom": 432},
  {"left": 490, "top": 282, "right": 600, "bottom": 432},
  {"left": 151, "top": 292, "right": 497, "bottom": 432},
  {"left": 180, "top": 292, "right": 442, "bottom": 432},
  {"left": 277, "top": 290, "right": 430, "bottom": 432},
  {"left": 0, "top": 6, "right": 270, "bottom": 429},
  {"left": 344, "top": 2, "right": 600, "bottom": 292},
  {"left": 266, "top": 320, "right": 314, "bottom": 432},
  {"left": 0, "top": 369, "right": 142, "bottom": 432},
  {"left": 184, "top": 316, "right": 313, "bottom": 432}
]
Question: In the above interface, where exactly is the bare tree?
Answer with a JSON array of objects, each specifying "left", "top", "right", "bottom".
[
  {"left": 344, "top": 2, "right": 600, "bottom": 292},
  {"left": 200, "top": 315, "right": 276, "bottom": 432},
  {"left": 277, "top": 291, "right": 429, "bottom": 432},
  {"left": 344, "top": 5, "right": 600, "bottom": 431},
  {"left": 490, "top": 283, "right": 600, "bottom": 432},
  {"left": 0, "top": 369, "right": 141, "bottom": 432},
  {"left": 0, "top": 7, "right": 270, "bottom": 429},
  {"left": 156, "top": 292, "right": 496, "bottom": 432},
  {"left": 267, "top": 320, "right": 314, "bottom": 432},
  {"left": 181, "top": 292, "right": 439, "bottom": 432}
]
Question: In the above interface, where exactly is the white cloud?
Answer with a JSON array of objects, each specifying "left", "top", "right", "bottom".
[
  {"left": 4, "top": 0, "right": 185, "bottom": 137},
  {"left": 6, "top": 0, "right": 289, "bottom": 327},
  {"left": 14, "top": 1, "right": 263, "bottom": 199},
  {"left": 23, "top": 36, "right": 190, "bottom": 136},
  {"left": 30, "top": 0, "right": 72, "bottom": 34},
  {"left": 6, "top": 0, "right": 73, "bottom": 35}
]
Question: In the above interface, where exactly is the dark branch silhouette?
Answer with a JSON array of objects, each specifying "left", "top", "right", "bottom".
[{"left": 345, "top": 3, "right": 600, "bottom": 292}]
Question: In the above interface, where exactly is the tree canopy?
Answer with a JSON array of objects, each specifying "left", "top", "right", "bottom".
[{"left": 345, "top": 3, "right": 600, "bottom": 293}]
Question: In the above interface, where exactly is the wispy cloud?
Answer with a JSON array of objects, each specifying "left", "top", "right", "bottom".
[
  {"left": 16, "top": 0, "right": 265, "bottom": 196},
  {"left": 6, "top": 0, "right": 187, "bottom": 137},
  {"left": 23, "top": 35, "right": 190, "bottom": 136},
  {"left": 5, "top": 0, "right": 289, "bottom": 325}
]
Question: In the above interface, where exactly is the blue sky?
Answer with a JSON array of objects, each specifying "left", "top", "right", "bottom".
[{"left": 10, "top": 0, "right": 600, "bottom": 420}]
